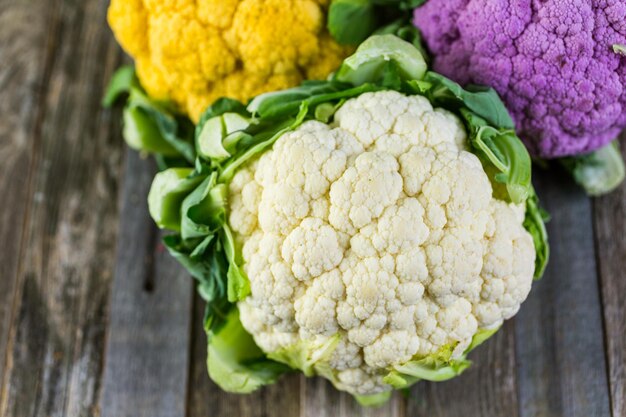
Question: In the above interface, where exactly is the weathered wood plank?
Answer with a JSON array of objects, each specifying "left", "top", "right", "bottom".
[
  {"left": 406, "top": 320, "right": 519, "bottom": 417},
  {"left": 0, "top": 0, "right": 126, "bottom": 415},
  {"left": 187, "top": 293, "right": 301, "bottom": 417},
  {"left": 301, "top": 377, "right": 404, "bottom": 417},
  {"left": 515, "top": 170, "right": 611, "bottom": 417},
  {"left": 593, "top": 136, "right": 626, "bottom": 417},
  {"left": 0, "top": 0, "right": 56, "bottom": 391},
  {"left": 100, "top": 151, "right": 193, "bottom": 417}
]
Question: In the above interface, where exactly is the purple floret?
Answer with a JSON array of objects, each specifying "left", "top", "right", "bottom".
[{"left": 413, "top": 0, "right": 626, "bottom": 158}]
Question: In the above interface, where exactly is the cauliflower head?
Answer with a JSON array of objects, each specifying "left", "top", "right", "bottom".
[
  {"left": 229, "top": 90, "right": 536, "bottom": 396},
  {"left": 413, "top": 0, "right": 626, "bottom": 158},
  {"left": 141, "top": 35, "right": 548, "bottom": 402},
  {"left": 108, "top": 0, "right": 351, "bottom": 121}
]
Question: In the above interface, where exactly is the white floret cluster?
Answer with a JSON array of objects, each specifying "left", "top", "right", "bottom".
[{"left": 229, "top": 91, "right": 536, "bottom": 395}]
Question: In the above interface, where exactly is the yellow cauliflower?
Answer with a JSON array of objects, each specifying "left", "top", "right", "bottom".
[{"left": 108, "top": 0, "right": 351, "bottom": 121}]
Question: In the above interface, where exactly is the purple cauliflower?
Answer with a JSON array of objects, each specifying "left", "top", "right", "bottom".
[{"left": 413, "top": 0, "right": 626, "bottom": 159}]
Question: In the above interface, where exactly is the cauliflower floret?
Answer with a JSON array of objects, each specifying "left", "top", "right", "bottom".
[
  {"left": 282, "top": 218, "right": 346, "bottom": 281},
  {"left": 108, "top": 0, "right": 352, "bottom": 121},
  {"left": 230, "top": 91, "right": 537, "bottom": 396},
  {"left": 329, "top": 152, "right": 403, "bottom": 234},
  {"left": 295, "top": 270, "right": 345, "bottom": 337}
]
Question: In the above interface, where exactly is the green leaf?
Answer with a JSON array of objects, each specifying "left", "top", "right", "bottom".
[
  {"left": 198, "top": 97, "right": 248, "bottom": 122},
  {"left": 326, "top": 0, "right": 427, "bottom": 46},
  {"left": 197, "top": 117, "right": 231, "bottom": 161},
  {"left": 466, "top": 326, "right": 500, "bottom": 351},
  {"left": 461, "top": 109, "right": 532, "bottom": 204},
  {"left": 373, "top": 21, "right": 430, "bottom": 63},
  {"left": 207, "top": 307, "right": 290, "bottom": 393},
  {"left": 107, "top": 69, "right": 197, "bottom": 162},
  {"left": 219, "top": 118, "right": 296, "bottom": 182},
  {"left": 122, "top": 106, "right": 181, "bottom": 156},
  {"left": 327, "top": 0, "right": 377, "bottom": 45},
  {"left": 314, "top": 101, "right": 343, "bottom": 123},
  {"left": 102, "top": 66, "right": 136, "bottom": 107},
  {"left": 247, "top": 81, "right": 348, "bottom": 119},
  {"left": 409, "top": 72, "right": 515, "bottom": 129},
  {"left": 147, "top": 168, "right": 203, "bottom": 230},
  {"left": 125, "top": 88, "right": 196, "bottom": 163},
  {"left": 335, "top": 34, "right": 428, "bottom": 86},
  {"left": 162, "top": 234, "right": 228, "bottom": 306},
  {"left": 559, "top": 140, "right": 626, "bottom": 196},
  {"left": 400, "top": 0, "right": 427, "bottom": 7},
  {"left": 196, "top": 113, "right": 251, "bottom": 162},
  {"left": 383, "top": 345, "right": 471, "bottom": 388},
  {"left": 354, "top": 391, "right": 392, "bottom": 407},
  {"left": 154, "top": 154, "right": 194, "bottom": 171},
  {"left": 383, "top": 328, "right": 499, "bottom": 390},
  {"left": 523, "top": 190, "right": 550, "bottom": 280},
  {"left": 180, "top": 173, "right": 228, "bottom": 240},
  {"left": 222, "top": 225, "right": 251, "bottom": 302}
]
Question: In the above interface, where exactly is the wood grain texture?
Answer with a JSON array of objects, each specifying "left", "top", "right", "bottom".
[
  {"left": 0, "top": 0, "right": 125, "bottom": 415},
  {"left": 515, "top": 171, "right": 611, "bottom": 417},
  {"left": 0, "top": 0, "right": 57, "bottom": 390},
  {"left": 187, "top": 293, "right": 302, "bottom": 417},
  {"left": 100, "top": 151, "right": 193, "bottom": 417},
  {"left": 593, "top": 136, "right": 626, "bottom": 417},
  {"left": 406, "top": 320, "right": 519, "bottom": 417}
]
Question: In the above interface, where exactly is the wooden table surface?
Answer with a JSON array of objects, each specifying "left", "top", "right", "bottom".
[{"left": 1, "top": 1, "right": 625, "bottom": 416}]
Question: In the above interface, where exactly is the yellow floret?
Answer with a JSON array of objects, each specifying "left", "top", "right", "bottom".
[{"left": 108, "top": 0, "right": 352, "bottom": 121}]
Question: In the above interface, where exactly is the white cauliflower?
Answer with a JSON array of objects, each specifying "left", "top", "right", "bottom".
[{"left": 228, "top": 91, "right": 536, "bottom": 396}]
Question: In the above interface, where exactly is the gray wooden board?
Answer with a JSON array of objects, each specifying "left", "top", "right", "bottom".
[
  {"left": 515, "top": 170, "right": 611, "bottom": 417},
  {"left": 100, "top": 150, "right": 193, "bottom": 417},
  {"left": 0, "top": 0, "right": 125, "bottom": 415},
  {"left": 0, "top": 0, "right": 58, "bottom": 394},
  {"left": 594, "top": 136, "right": 626, "bottom": 417}
]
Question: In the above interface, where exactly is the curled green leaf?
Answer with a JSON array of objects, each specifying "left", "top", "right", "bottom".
[
  {"left": 207, "top": 307, "right": 290, "bottom": 393},
  {"left": 408, "top": 72, "right": 515, "bottom": 129},
  {"left": 523, "top": 190, "right": 550, "bottom": 280},
  {"left": 335, "top": 34, "right": 428, "bottom": 86},
  {"left": 222, "top": 224, "right": 250, "bottom": 302},
  {"left": 180, "top": 173, "right": 228, "bottom": 240},
  {"left": 560, "top": 139, "right": 625, "bottom": 196},
  {"left": 461, "top": 109, "right": 531, "bottom": 204},
  {"left": 383, "top": 326, "right": 500, "bottom": 389},
  {"left": 196, "top": 113, "right": 251, "bottom": 162},
  {"left": 354, "top": 392, "right": 392, "bottom": 407},
  {"left": 102, "top": 66, "right": 136, "bottom": 107},
  {"left": 148, "top": 168, "right": 203, "bottom": 231}
]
